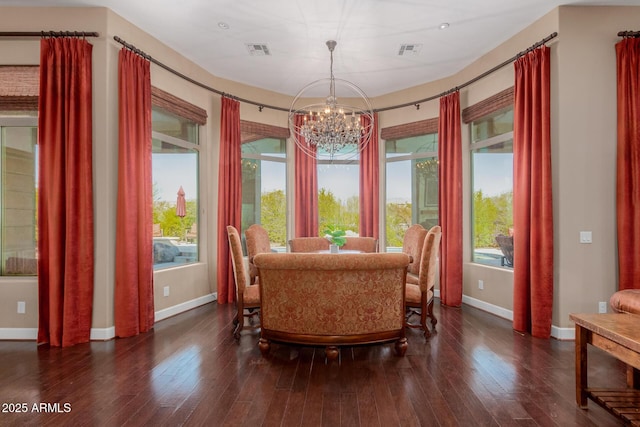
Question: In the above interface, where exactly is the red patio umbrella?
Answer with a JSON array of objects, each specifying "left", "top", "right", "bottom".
[{"left": 176, "top": 186, "right": 186, "bottom": 218}]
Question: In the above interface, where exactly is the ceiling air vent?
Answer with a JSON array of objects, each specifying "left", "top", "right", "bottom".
[
  {"left": 398, "top": 44, "right": 422, "bottom": 56},
  {"left": 246, "top": 43, "right": 271, "bottom": 56}
]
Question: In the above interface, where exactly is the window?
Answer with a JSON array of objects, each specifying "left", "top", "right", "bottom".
[
  {"left": 317, "top": 147, "right": 360, "bottom": 237},
  {"left": 0, "top": 116, "right": 38, "bottom": 276},
  {"left": 470, "top": 107, "right": 514, "bottom": 268},
  {"left": 241, "top": 138, "right": 287, "bottom": 251},
  {"left": 385, "top": 134, "right": 438, "bottom": 252},
  {"left": 152, "top": 108, "right": 200, "bottom": 269}
]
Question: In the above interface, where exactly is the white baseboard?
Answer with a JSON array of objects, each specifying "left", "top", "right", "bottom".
[
  {"left": 0, "top": 328, "right": 37, "bottom": 340},
  {"left": 154, "top": 293, "right": 217, "bottom": 322},
  {"left": 0, "top": 293, "right": 218, "bottom": 342},
  {"left": 90, "top": 327, "right": 116, "bottom": 341},
  {"left": 459, "top": 294, "right": 571, "bottom": 340},
  {"left": 462, "top": 294, "right": 514, "bottom": 321},
  {"left": 551, "top": 325, "right": 575, "bottom": 340}
]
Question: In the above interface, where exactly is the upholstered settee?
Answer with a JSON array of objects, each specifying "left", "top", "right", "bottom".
[{"left": 252, "top": 252, "right": 411, "bottom": 360}]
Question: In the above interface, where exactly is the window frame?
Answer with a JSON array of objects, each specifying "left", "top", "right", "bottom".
[
  {"left": 469, "top": 106, "right": 514, "bottom": 269},
  {"left": 0, "top": 115, "right": 38, "bottom": 276},
  {"left": 384, "top": 132, "right": 439, "bottom": 252},
  {"left": 151, "top": 105, "right": 201, "bottom": 270}
]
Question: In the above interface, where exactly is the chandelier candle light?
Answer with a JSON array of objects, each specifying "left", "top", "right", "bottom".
[{"left": 289, "top": 40, "right": 374, "bottom": 160}]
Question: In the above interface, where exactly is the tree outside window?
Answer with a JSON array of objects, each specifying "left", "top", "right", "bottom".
[{"left": 470, "top": 107, "right": 514, "bottom": 268}]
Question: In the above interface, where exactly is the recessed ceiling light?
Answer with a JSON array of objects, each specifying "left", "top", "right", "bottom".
[
  {"left": 218, "top": 22, "right": 230, "bottom": 30},
  {"left": 439, "top": 23, "right": 450, "bottom": 30}
]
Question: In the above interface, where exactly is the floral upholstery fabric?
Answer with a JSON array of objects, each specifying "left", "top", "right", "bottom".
[
  {"left": 288, "top": 237, "right": 330, "bottom": 252},
  {"left": 253, "top": 253, "right": 409, "bottom": 336},
  {"left": 402, "top": 224, "right": 428, "bottom": 276},
  {"left": 243, "top": 284, "right": 260, "bottom": 304},
  {"left": 405, "top": 283, "right": 434, "bottom": 304},
  {"left": 416, "top": 226, "right": 442, "bottom": 293},
  {"left": 245, "top": 224, "right": 271, "bottom": 284},
  {"left": 342, "top": 237, "right": 378, "bottom": 253}
]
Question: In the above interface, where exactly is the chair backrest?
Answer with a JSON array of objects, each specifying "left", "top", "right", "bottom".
[
  {"left": 402, "top": 224, "right": 428, "bottom": 275},
  {"left": 342, "top": 236, "right": 378, "bottom": 253},
  {"left": 254, "top": 252, "right": 410, "bottom": 336},
  {"left": 245, "top": 224, "right": 271, "bottom": 278},
  {"left": 495, "top": 234, "right": 514, "bottom": 267},
  {"left": 288, "top": 237, "right": 330, "bottom": 252},
  {"left": 153, "top": 223, "right": 163, "bottom": 237},
  {"left": 418, "top": 225, "right": 442, "bottom": 293},
  {"left": 226, "top": 225, "right": 247, "bottom": 294}
]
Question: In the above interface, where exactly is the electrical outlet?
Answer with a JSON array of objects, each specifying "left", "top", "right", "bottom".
[
  {"left": 163, "top": 286, "right": 170, "bottom": 297},
  {"left": 598, "top": 301, "right": 607, "bottom": 313},
  {"left": 17, "top": 301, "right": 26, "bottom": 314},
  {"left": 478, "top": 280, "right": 484, "bottom": 290}
]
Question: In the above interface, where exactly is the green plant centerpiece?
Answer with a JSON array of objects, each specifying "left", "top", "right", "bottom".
[{"left": 323, "top": 225, "right": 347, "bottom": 248}]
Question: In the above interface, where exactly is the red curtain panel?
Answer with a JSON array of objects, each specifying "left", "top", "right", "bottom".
[
  {"left": 616, "top": 37, "right": 640, "bottom": 291},
  {"left": 359, "top": 113, "right": 379, "bottom": 238},
  {"left": 294, "top": 114, "right": 319, "bottom": 237},
  {"left": 115, "top": 49, "right": 155, "bottom": 337},
  {"left": 37, "top": 37, "right": 95, "bottom": 347},
  {"left": 437, "top": 91, "right": 463, "bottom": 307},
  {"left": 512, "top": 46, "right": 553, "bottom": 338},
  {"left": 217, "top": 97, "right": 242, "bottom": 303}
]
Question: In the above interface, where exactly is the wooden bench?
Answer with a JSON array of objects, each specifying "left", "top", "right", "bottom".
[{"left": 570, "top": 313, "right": 640, "bottom": 426}]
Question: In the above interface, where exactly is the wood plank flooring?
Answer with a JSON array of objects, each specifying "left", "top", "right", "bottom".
[{"left": 0, "top": 301, "right": 629, "bottom": 426}]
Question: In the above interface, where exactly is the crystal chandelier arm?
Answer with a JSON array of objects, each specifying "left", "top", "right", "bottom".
[{"left": 289, "top": 40, "right": 374, "bottom": 160}]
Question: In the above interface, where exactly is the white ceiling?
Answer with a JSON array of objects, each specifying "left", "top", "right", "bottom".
[{"left": 4, "top": 0, "right": 639, "bottom": 96}]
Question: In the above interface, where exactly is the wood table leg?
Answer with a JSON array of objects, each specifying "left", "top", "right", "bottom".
[
  {"left": 575, "top": 324, "right": 589, "bottom": 408},
  {"left": 627, "top": 365, "right": 640, "bottom": 389}
]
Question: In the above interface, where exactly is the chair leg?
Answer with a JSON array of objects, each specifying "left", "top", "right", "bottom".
[
  {"left": 427, "top": 300, "right": 438, "bottom": 330},
  {"left": 233, "top": 302, "right": 244, "bottom": 340},
  {"left": 421, "top": 309, "right": 432, "bottom": 339}
]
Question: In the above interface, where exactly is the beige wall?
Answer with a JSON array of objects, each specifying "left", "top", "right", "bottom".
[{"left": 0, "top": 5, "right": 638, "bottom": 338}]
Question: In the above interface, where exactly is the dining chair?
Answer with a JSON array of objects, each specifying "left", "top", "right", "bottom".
[
  {"left": 405, "top": 225, "right": 442, "bottom": 339},
  {"left": 402, "top": 224, "right": 428, "bottom": 285},
  {"left": 227, "top": 225, "right": 260, "bottom": 339},
  {"left": 244, "top": 224, "right": 271, "bottom": 285},
  {"left": 342, "top": 236, "right": 378, "bottom": 253},
  {"left": 288, "top": 237, "right": 330, "bottom": 252}
]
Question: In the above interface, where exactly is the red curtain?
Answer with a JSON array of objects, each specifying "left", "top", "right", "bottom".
[
  {"left": 438, "top": 91, "right": 463, "bottom": 307},
  {"left": 294, "top": 114, "right": 319, "bottom": 237},
  {"left": 359, "top": 113, "right": 379, "bottom": 238},
  {"left": 115, "top": 49, "right": 155, "bottom": 337},
  {"left": 217, "top": 97, "right": 242, "bottom": 303},
  {"left": 37, "top": 37, "right": 94, "bottom": 347},
  {"left": 512, "top": 46, "right": 553, "bottom": 338},
  {"left": 616, "top": 37, "right": 640, "bottom": 291}
]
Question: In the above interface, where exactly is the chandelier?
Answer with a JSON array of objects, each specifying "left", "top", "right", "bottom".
[{"left": 289, "top": 40, "right": 374, "bottom": 160}]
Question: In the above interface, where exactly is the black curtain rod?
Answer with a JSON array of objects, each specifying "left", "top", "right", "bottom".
[
  {"left": 114, "top": 36, "right": 289, "bottom": 113},
  {"left": 376, "top": 31, "right": 558, "bottom": 112},
  {"left": 114, "top": 32, "right": 557, "bottom": 114},
  {"left": 0, "top": 31, "right": 99, "bottom": 38},
  {"left": 618, "top": 31, "right": 640, "bottom": 38}
]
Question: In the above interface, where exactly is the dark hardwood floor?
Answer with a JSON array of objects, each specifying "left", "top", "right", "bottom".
[{"left": 0, "top": 301, "right": 628, "bottom": 426}]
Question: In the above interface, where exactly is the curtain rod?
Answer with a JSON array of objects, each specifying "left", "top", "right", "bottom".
[
  {"left": 618, "top": 31, "right": 640, "bottom": 38},
  {"left": 0, "top": 31, "right": 99, "bottom": 38},
  {"left": 114, "top": 36, "right": 289, "bottom": 113},
  {"left": 376, "top": 31, "right": 558, "bottom": 112},
  {"left": 114, "top": 32, "right": 557, "bottom": 114}
]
